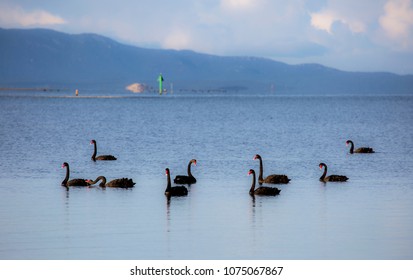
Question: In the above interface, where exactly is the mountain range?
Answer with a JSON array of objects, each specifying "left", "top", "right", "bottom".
[{"left": 1, "top": 27, "right": 412, "bottom": 95}]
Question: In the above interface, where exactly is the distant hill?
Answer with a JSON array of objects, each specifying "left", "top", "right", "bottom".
[{"left": 1, "top": 27, "right": 412, "bottom": 94}]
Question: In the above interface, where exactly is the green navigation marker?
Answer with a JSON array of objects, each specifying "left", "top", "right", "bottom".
[{"left": 157, "top": 73, "right": 164, "bottom": 95}]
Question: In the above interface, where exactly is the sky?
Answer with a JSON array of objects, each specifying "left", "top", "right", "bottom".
[{"left": 1, "top": 0, "right": 413, "bottom": 74}]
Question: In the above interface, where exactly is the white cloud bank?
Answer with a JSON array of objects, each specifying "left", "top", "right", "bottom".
[
  {"left": 380, "top": 0, "right": 413, "bottom": 49},
  {"left": 0, "top": 4, "right": 65, "bottom": 27},
  {"left": 310, "top": 0, "right": 413, "bottom": 50},
  {"left": 310, "top": 0, "right": 374, "bottom": 34},
  {"left": 220, "top": 0, "right": 257, "bottom": 11},
  {"left": 162, "top": 28, "right": 192, "bottom": 50},
  {"left": 310, "top": 9, "right": 366, "bottom": 34}
]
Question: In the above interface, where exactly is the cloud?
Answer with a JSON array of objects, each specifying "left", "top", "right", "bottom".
[
  {"left": 379, "top": 0, "right": 413, "bottom": 49},
  {"left": 310, "top": 9, "right": 366, "bottom": 34},
  {"left": 162, "top": 28, "right": 192, "bottom": 50},
  {"left": 310, "top": 10, "right": 336, "bottom": 33},
  {"left": 0, "top": 4, "right": 66, "bottom": 27},
  {"left": 220, "top": 0, "right": 257, "bottom": 11}
]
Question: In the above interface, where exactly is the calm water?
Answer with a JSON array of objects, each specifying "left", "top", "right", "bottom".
[{"left": 0, "top": 90, "right": 412, "bottom": 259}]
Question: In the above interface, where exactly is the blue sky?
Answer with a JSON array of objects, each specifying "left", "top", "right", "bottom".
[{"left": 1, "top": 0, "right": 413, "bottom": 74}]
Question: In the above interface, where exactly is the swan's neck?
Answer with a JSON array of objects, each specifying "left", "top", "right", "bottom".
[
  {"left": 166, "top": 173, "right": 171, "bottom": 191},
  {"left": 187, "top": 161, "right": 193, "bottom": 177},
  {"left": 92, "top": 142, "right": 97, "bottom": 160},
  {"left": 89, "top": 176, "right": 106, "bottom": 187},
  {"left": 349, "top": 141, "right": 354, "bottom": 154},
  {"left": 249, "top": 172, "right": 256, "bottom": 193},
  {"left": 62, "top": 165, "right": 69, "bottom": 185},
  {"left": 320, "top": 165, "right": 327, "bottom": 180},
  {"left": 258, "top": 158, "right": 264, "bottom": 181}
]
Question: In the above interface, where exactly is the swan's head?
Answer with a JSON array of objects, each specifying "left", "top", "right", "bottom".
[
  {"left": 248, "top": 169, "right": 255, "bottom": 176},
  {"left": 62, "top": 162, "right": 69, "bottom": 168},
  {"left": 90, "top": 140, "right": 96, "bottom": 145},
  {"left": 191, "top": 159, "right": 197, "bottom": 166},
  {"left": 165, "top": 168, "right": 170, "bottom": 176},
  {"left": 253, "top": 154, "right": 261, "bottom": 160},
  {"left": 345, "top": 140, "right": 351, "bottom": 146},
  {"left": 319, "top": 163, "right": 326, "bottom": 169}
]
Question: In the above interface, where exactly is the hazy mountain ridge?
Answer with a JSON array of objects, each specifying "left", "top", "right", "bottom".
[{"left": 1, "top": 28, "right": 412, "bottom": 94}]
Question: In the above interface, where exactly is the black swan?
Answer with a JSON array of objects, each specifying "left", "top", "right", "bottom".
[
  {"left": 165, "top": 168, "right": 188, "bottom": 196},
  {"left": 86, "top": 176, "right": 135, "bottom": 188},
  {"left": 61, "top": 162, "right": 89, "bottom": 187},
  {"left": 248, "top": 169, "right": 281, "bottom": 196},
  {"left": 174, "top": 159, "right": 197, "bottom": 184},
  {"left": 90, "top": 139, "right": 117, "bottom": 161},
  {"left": 253, "top": 154, "right": 290, "bottom": 184},
  {"left": 319, "top": 162, "right": 348, "bottom": 182},
  {"left": 346, "top": 140, "right": 374, "bottom": 154}
]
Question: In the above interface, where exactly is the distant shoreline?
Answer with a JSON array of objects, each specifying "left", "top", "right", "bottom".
[{"left": 0, "top": 87, "right": 64, "bottom": 92}]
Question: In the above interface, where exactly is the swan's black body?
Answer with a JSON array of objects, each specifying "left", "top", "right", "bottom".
[
  {"left": 61, "top": 162, "right": 89, "bottom": 187},
  {"left": 248, "top": 169, "right": 281, "bottom": 196},
  {"left": 90, "top": 139, "right": 117, "bottom": 161},
  {"left": 87, "top": 176, "right": 135, "bottom": 188},
  {"left": 174, "top": 159, "right": 197, "bottom": 184},
  {"left": 165, "top": 168, "right": 188, "bottom": 197},
  {"left": 253, "top": 154, "right": 290, "bottom": 184},
  {"left": 319, "top": 163, "right": 348, "bottom": 182},
  {"left": 346, "top": 140, "right": 374, "bottom": 154}
]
